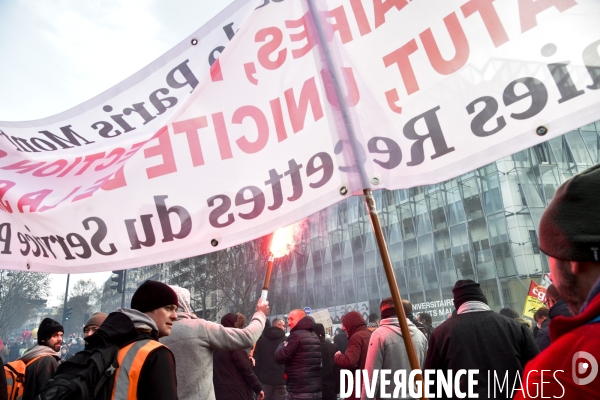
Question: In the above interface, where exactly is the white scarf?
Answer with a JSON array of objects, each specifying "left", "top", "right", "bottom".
[
  {"left": 457, "top": 301, "right": 491, "bottom": 314},
  {"left": 18, "top": 344, "right": 60, "bottom": 363}
]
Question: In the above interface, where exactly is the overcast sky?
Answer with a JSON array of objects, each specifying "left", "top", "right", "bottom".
[{"left": 0, "top": 0, "right": 234, "bottom": 306}]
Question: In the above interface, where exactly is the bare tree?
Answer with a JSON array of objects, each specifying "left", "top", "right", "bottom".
[
  {"left": 56, "top": 279, "right": 102, "bottom": 336},
  {"left": 213, "top": 236, "right": 271, "bottom": 319},
  {"left": 71, "top": 279, "right": 103, "bottom": 313},
  {"left": 0, "top": 271, "right": 50, "bottom": 340},
  {"left": 168, "top": 255, "right": 224, "bottom": 320}
]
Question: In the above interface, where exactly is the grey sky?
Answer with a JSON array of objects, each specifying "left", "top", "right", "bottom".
[{"left": 0, "top": 0, "right": 234, "bottom": 305}]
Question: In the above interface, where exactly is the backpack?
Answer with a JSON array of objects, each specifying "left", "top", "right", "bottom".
[
  {"left": 5, "top": 356, "right": 43, "bottom": 400},
  {"left": 36, "top": 343, "right": 119, "bottom": 400}
]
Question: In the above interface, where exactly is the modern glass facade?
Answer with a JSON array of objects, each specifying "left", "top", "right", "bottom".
[
  {"left": 264, "top": 121, "right": 600, "bottom": 326},
  {"left": 153, "top": 121, "right": 600, "bottom": 327}
]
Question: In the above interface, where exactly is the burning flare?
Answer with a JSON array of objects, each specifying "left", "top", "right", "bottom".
[
  {"left": 269, "top": 221, "right": 304, "bottom": 258},
  {"left": 262, "top": 221, "right": 306, "bottom": 301}
]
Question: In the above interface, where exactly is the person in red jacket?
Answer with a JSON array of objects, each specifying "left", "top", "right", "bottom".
[{"left": 515, "top": 164, "right": 600, "bottom": 399}]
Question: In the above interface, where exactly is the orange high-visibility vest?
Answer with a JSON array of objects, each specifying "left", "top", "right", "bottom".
[{"left": 110, "top": 339, "right": 165, "bottom": 400}]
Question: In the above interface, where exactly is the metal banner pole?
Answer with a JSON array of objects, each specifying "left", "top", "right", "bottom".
[
  {"left": 62, "top": 274, "right": 70, "bottom": 326},
  {"left": 121, "top": 270, "right": 127, "bottom": 308}
]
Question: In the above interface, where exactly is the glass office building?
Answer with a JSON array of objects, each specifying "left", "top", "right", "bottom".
[
  {"left": 155, "top": 121, "right": 600, "bottom": 326},
  {"left": 262, "top": 121, "right": 600, "bottom": 326}
]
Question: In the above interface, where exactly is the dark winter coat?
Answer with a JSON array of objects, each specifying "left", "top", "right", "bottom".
[
  {"left": 0, "top": 357, "right": 6, "bottom": 400},
  {"left": 253, "top": 326, "right": 286, "bottom": 385},
  {"left": 407, "top": 312, "right": 432, "bottom": 342},
  {"left": 334, "top": 311, "right": 371, "bottom": 371},
  {"left": 8, "top": 345, "right": 20, "bottom": 363},
  {"left": 22, "top": 354, "right": 58, "bottom": 400},
  {"left": 86, "top": 309, "right": 178, "bottom": 400},
  {"left": 274, "top": 316, "right": 322, "bottom": 394},
  {"left": 535, "top": 318, "right": 551, "bottom": 351},
  {"left": 424, "top": 311, "right": 539, "bottom": 399},
  {"left": 319, "top": 337, "right": 339, "bottom": 400},
  {"left": 536, "top": 299, "right": 571, "bottom": 352},
  {"left": 213, "top": 348, "right": 262, "bottom": 400},
  {"left": 333, "top": 332, "right": 348, "bottom": 353}
]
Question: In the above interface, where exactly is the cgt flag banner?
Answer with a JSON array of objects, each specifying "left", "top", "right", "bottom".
[
  {"left": 523, "top": 280, "right": 547, "bottom": 320},
  {"left": 0, "top": 0, "right": 599, "bottom": 273}
]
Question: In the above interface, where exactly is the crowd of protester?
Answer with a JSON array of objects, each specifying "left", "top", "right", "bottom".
[{"left": 1, "top": 165, "right": 599, "bottom": 400}]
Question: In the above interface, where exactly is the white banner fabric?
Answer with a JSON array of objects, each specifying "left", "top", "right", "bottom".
[{"left": 0, "top": 0, "right": 599, "bottom": 273}]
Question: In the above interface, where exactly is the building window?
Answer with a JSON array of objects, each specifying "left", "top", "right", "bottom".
[
  {"left": 517, "top": 183, "right": 527, "bottom": 206},
  {"left": 529, "top": 230, "right": 540, "bottom": 254}
]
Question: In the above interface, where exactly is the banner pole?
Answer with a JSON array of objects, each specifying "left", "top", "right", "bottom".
[
  {"left": 62, "top": 273, "right": 70, "bottom": 326},
  {"left": 305, "top": 0, "right": 425, "bottom": 397},
  {"left": 121, "top": 269, "right": 127, "bottom": 309},
  {"left": 363, "top": 189, "right": 425, "bottom": 395}
]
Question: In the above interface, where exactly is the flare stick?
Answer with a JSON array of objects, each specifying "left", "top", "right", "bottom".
[{"left": 261, "top": 254, "right": 275, "bottom": 301}]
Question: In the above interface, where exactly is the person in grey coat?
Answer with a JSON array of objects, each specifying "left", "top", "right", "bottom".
[
  {"left": 160, "top": 286, "right": 269, "bottom": 400},
  {"left": 360, "top": 297, "right": 428, "bottom": 400}
]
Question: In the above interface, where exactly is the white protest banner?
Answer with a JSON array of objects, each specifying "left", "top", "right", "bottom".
[
  {"left": 310, "top": 309, "right": 333, "bottom": 329},
  {"left": 320, "top": 0, "right": 600, "bottom": 191},
  {"left": 0, "top": 0, "right": 599, "bottom": 273}
]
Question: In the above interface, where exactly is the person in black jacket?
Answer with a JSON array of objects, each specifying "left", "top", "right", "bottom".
[
  {"left": 402, "top": 300, "right": 431, "bottom": 342},
  {"left": 253, "top": 318, "right": 287, "bottom": 400},
  {"left": 535, "top": 284, "right": 572, "bottom": 351},
  {"left": 533, "top": 308, "right": 550, "bottom": 351},
  {"left": 84, "top": 280, "right": 179, "bottom": 400},
  {"left": 18, "top": 318, "right": 62, "bottom": 400},
  {"left": 314, "top": 323, "right": 339, "bottom": 400},
  {"left": 416, "top": 312, "right": 435, "bottom": 340},
  {"left": 0, "top": 356, "right": 6, "bottom": 400},
  {"left": 333, "top": 329, "right": 348, "bottom": 353},
  {"left": 7, "top": 341, "right": 20, "bottom": 362},
  {"left": 214, "top": 313, "right": 264, "bottom": 400},
  {"left": 424, "top": 280, "right": 539, "bottom": 399},
  {"left": 274, "top": 310, "right": 322, "bottom": 399}
]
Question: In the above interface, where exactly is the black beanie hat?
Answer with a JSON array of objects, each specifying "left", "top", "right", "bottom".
[
  {"left": 38, "top": 318, "right": 64, "bottom": 345},
  {"left": 539, "top": 164, "right": 600, "bottom": 262},
  {"left": 314, "top": 323, "right": 326, "bottom": 338},
  {"left": 131, "top": 280, "right": 178, "bottom": 313},
  {"left": 452, "top": 280, "right": 487, "bottom": 310}
]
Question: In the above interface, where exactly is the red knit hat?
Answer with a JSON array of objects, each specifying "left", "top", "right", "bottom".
[{"left": 539, "top": 164, "right": 600, "bottom": 262}]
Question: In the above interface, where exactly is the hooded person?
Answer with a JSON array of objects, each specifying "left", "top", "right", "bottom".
[
  {"left": 274, "top": 310, "right": 322, "bottom": 399},
  {"left": 83, "top": 312, "right": 108, "bottom": 338},
  {"left": 361, "top": 298, "right": 428, "bottom": 400},
  {"left": 253, "top": 317, "right": 287, "bottom": 400},
  {"left": 84, "top": 279, "right": 179, "bottom": 400},
  {"left": 16, "top": 318, "right": 63, "bottom": 400},
  {"left": 213, "top": 313, "right": 264, "bottom": 400},
  {"left": 333, "top": 311, "right": 372, "bottom": 399},
  {"left": 424, "top": 280, "right": 539, "bottom": 399},
  {"left": 515, "top": 164, "right": 600, "bottom": 399},
  {"left": 159, "top": 285, "right": 269, "bottom": 400}
]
